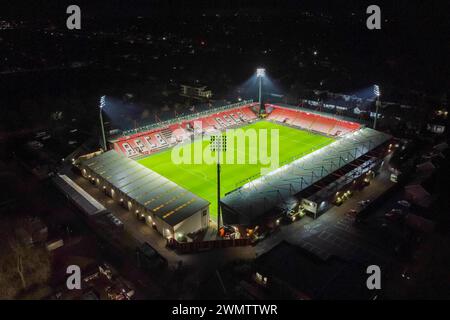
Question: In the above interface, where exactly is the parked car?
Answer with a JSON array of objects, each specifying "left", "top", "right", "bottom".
[
  {"left": 397, "top": 200, "right": 411, "bottom": 208},
  {"left": 384, "top": 209, "right": 403, "bottom": 221},
  {"left": 286, "top": 208, "right": 306, "bottom": 222},
  {"left": 358, "top": 199, "right": 371, "bottom": 207},
  {"left": 219, "top": 225, "right": 238, "bottom": 239},
  {"left": 106, "top": 213, "right": 124, "bottom": 228}
]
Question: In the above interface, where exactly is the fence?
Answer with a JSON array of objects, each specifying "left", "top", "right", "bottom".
[{"left": 167, "top": 237, "right": 251, "bottom": 254}]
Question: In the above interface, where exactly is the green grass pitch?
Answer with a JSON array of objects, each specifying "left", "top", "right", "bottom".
[{"left": 138, "top": 121, "right": 334, "bottom": 221}]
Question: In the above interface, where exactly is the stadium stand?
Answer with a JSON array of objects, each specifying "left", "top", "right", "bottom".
[
  {"left": 265, "top": 104, "right": 360, "bottom": 136},
  {"left": 112, "top": 103, "right": 259, "bottom": 158}
]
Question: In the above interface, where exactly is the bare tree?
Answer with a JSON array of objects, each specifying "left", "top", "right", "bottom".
[{"left": 0, "top": 218, "right": 51, "bottom": 299}]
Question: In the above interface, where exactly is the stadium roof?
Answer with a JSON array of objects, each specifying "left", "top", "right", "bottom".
[
  {"left": 220, "top": 127, "right": 391, "bottom": 222},
  {"left": 81, "top": 150, "right": 209, "bottom": 226}
]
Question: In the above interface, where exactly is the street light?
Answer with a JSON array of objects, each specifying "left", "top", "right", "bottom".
[
  {"left": 373, "top": 85, "right": 381, "bottom": 129},
  {"left": 99, "top": 95, "right": 107, "bottom": 150},
  {"left": 256, "top": 68, "right": 265, "bottom": 108}
]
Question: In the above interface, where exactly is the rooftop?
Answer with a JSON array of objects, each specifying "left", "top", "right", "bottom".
[{"left": 81, "top": 150, "right": 209, "bottom": 226}]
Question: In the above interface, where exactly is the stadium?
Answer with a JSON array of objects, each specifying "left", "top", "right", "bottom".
[{"left": 78, "top": 99, "right": 392, "bottom": 240}]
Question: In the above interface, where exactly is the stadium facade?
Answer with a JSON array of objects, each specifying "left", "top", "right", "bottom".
[{"left": 79, "top": 150, "right": 210, "bottom": 239}]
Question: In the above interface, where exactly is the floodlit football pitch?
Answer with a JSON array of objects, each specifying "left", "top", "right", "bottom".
[{"left": 138, "top": 121, "right": 334, "bottom": 221}]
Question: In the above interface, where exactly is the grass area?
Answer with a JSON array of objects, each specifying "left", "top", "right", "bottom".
[{"left": 138, "top": 121, "right": 334, "bottom": 221}]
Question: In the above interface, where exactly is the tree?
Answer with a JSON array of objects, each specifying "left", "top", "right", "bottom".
[{"left": 0, "top": 218, "right": 51, "bottom": 299}]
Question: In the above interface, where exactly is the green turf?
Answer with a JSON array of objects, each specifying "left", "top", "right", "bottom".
[{"left": 138, "top": 121, "right": 334, "bottom": 221}]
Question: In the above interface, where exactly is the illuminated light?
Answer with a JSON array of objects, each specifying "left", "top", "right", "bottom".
[
  {"left": 374, "top": 85, "right": 381, "bottom": 97},
  {"left": 100, "top": 95, "right": 106, "bottom": 109},
  {"left": 256, "top": 68, "right": 266, "bottom": 77},
  {"left": 120, "top": 198, "right": 123, "bottom": 202},
  {"left": 103, "top": 186, "right": 106, "bottom": 189},
  {"left": 135, "top": 210, "right": 139, "bottom": 214}
]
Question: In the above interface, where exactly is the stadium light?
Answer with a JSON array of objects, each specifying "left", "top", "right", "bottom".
[
  {"left": 256, "top": 68, "right": 266, "bottom": 111},
  {"left": 210, "top": 135, "right": 227, "bottom": 234},
  {"left": 256, "top": 68, "right": 266, "bottom": 78},
  {"left": 99, "top": 95, "right": 107, "bottom": 150},
  {"left": 374, "top": 85, "right": 381, "bottom": 97},
  {"left": 373, "top": 85, "right": 381, "bottom": 129}
]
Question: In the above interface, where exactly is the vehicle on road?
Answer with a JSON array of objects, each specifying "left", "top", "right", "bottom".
[{"left": 358, "top": 199, "right": 371, "bottom": 207}]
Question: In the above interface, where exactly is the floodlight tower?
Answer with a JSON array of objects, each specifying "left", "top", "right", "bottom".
[
  {"left": 373, "top": 85, "right": 381, "bottom": 130},
  {"left": 99, "top": 95, "right": 107, "bottom": 150},
  {"left": 210, "top": 135, "right": 227, "bottom": 235},
  {"left": 256, "top": 68, "right": 265, "bottom": 111}
]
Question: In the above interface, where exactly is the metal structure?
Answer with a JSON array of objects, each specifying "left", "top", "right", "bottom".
[
  {"left": 210, "top": 135, "right": 227, "bottom": 233},
  {"left": 256, "top": 68, "right": 265, "bottom": 110},
  {"left": 373, "top": 85, "right": 381, "bottom": 130},
  {"left": 99, "top": 95, "right": 107, "bottom": 150}
]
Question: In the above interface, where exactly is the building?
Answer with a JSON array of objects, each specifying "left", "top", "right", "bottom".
[
  {"left": 53, "top": 174, "right": 108, "bottom": 218},
  {"left": 78, "top": 150, "right": 210, "bottom": 239},
  {"left": 180, "top": 84, "right": 212, "bottom": 100},
  {"left": 252, "top": 241, "right": 373, "bottom": 299}
]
